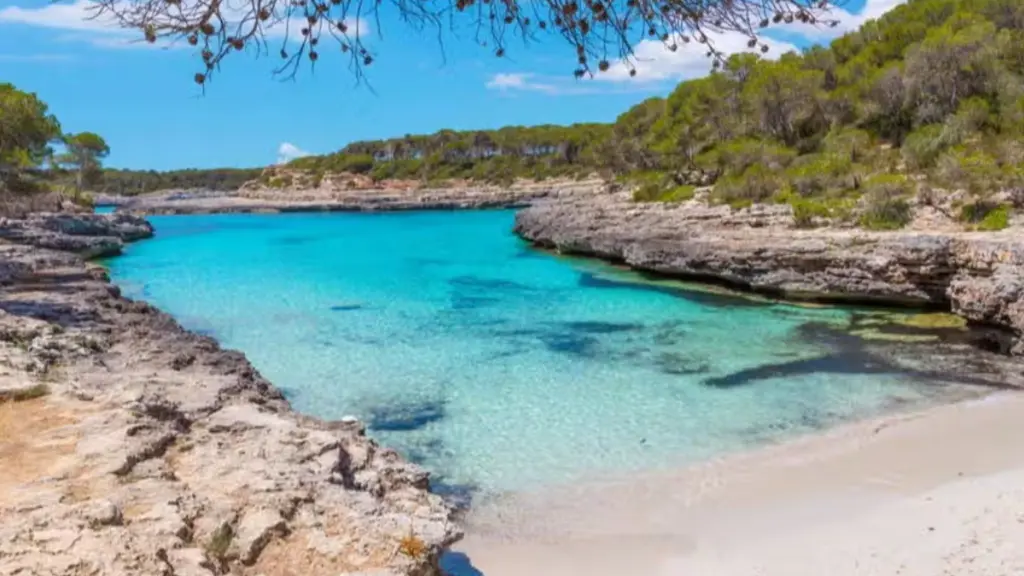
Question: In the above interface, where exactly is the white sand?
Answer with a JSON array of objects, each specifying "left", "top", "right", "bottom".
[{"left": 454, "top": 393, "right": 1024, "bottom": 575}]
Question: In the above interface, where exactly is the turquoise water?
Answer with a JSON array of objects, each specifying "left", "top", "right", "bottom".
[{"left": 105, "top": 211, "right": 955, "bottom": 496}]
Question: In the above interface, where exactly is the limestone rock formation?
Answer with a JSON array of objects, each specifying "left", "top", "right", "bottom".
[
  {"left": 515, "top": 191, "right": 1024, "bottom": 353},
  {"left": 0, "top": 213, "right": 460, "bottom": 576},
  {"left": 0, "top": 212, "right": 153, "bottom": 258}
]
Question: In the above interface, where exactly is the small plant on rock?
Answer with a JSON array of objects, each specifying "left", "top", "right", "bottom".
[
  {"left": 204, "top": 523, "right": 234, "bottom": 565},
  {"left": 859, "top": 174, "right": 913, "bottom": 230},
  {"left": 398, "top": 533, "right": 427, "bottom": 559}
]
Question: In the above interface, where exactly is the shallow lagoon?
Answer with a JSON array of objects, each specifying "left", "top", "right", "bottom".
[{"left": 105, "top": 210, "right": 968, "bottom": 498}]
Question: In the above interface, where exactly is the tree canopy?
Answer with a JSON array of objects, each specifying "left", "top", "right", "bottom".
[
  {"left": 0, "top": 84, "right": 63, "bottom": 195},
  {"left": 59, "top": 132, "right": 111, "bottom": 195},
  {"left": 86, "top": 0, "right": 846, "bottom": 85}
]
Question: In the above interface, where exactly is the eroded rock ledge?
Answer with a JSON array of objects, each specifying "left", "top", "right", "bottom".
[
  {"left": 0, "top": 213, "right": 460, "bottom": 576},
  {"left": 514, "top": 192, "right": 1024, "bottom": 354}
]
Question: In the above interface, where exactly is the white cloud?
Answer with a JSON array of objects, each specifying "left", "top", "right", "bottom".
[
  {"left": 0, "top": 0, "right": 116, "bottom": 32},
  {"left": 598, "top": 32, "right": 800, "bottom": 84},
  {"left": 486, "top": 73, "right": 563, "bottom": 94},
  {"left": 0, "top": 0, "right": 368, "bottom": 49},
  {"left": 575, "top": 0, "right": 907, "bottom": 85},
  {"left": 277, "top": 142, "right": 311, "bottom": 164},
  {"left": 485, "top": 72, "right": 658, "bottom": 96}
]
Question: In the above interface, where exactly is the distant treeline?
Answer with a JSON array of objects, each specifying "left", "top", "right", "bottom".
[
  {"left": 288, "top": 124, "right": 614, "bottom": 184},
  {"left": 99, "top": 168, "right": 264, "bottom": 196}
]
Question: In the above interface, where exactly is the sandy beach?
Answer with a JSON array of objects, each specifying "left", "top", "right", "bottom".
[{"left": 455, "top": 391, "right": 1024, "bottom": 575}]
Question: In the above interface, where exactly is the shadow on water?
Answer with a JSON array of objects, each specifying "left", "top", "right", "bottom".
[
  {"left": 538, "top": 333, "right": 600, "bottom": 357},
  {"left": 440, "top": 551, "right": 485, "bottom": 576},
  {"left": 329, "top": 304, "right": 364, "bottom": 312},
  {"left": 430, "top": 477, "right": 478, "bottom": 510},
  {"left": 701, "top": 352, "right": 896, "bottom": 388},
  {"left": 449, "top": 275, "right": 535, "bottom": 292},
  {"left": 447, "top": 274, "right": 542, "bottom": 312},
  {"left": 562, "top": 320, "right": 644, "bottom": 334},
  {"left": 366, "top": 399, "right": 447, "bottom": 432},
  {"left": 451, "top": 294, "right": 502, "bottom": 311},
  {"left": 578, "top": 270, "right": 772, "bottom": 309},
  {"left": 703, "top": 320, "right": 1024, "bottom": 391}
]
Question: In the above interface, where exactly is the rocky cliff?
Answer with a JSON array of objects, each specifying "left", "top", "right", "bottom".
[
  {"left": 0, "top": 214, "right": 460, "bottom": 576},
  {"left": 514, "top": 191, "right": 1024, "bottom": 355}
]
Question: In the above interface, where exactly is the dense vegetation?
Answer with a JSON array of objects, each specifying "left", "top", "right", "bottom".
[
  {"left": 294, "top": 0, "right": 1024, "bottom": 230},
  {"left": 99, "top": 168, "right": 263, "bottom": 196},
  {"left": 288, "top": 124, "right": 614, "bottom": 184}
]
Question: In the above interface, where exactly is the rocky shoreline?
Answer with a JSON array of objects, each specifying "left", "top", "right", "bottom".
[
  {"left": 97, "top": 177, "right": 604, "bottom": 216},
  {"left": 514, "top": 191, "right": 1024, "bottom": 355},
  {"left": 0, "top": 213, "right": 460, "bottom": 575}
]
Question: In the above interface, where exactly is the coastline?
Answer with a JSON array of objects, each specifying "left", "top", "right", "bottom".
[
  {"left": 513, "top": 190, "right": 1024, "bottom": 355},
  {"left": 7, "top": 199, "right": 1024, "bottom": 575},
  {"left": 455, "top": 389, "right": 1024, "bottom": 575},
  {"left": 0, "top": 213, "right": 460, "bottom": 576},
  {"left": 99, "top": 177, "right": 605, "bottom": 216}
]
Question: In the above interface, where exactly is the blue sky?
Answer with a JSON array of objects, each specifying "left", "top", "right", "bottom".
[{"left": 0, "top": 0, "right": 901, "bottom": 170}]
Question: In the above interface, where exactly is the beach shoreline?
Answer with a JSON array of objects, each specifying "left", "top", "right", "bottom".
[{"left": 454, "top": 389, "right": 1024, "bottom": 575}]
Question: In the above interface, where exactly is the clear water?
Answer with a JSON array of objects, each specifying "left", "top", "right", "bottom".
[{"left": 104, "top": 211, "right": 955, "bottom": 496}]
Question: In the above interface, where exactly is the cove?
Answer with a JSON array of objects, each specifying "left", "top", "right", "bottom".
[{"left": 104, "top": 210, "right": 973, "bottom": 498}]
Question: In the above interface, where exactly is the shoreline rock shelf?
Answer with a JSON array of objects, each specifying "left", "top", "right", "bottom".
[
  {"left": 99, "top": 177, "right": 607, "bottom": 215},
  {"left": 0, "top": 213, "right": 460, "bottom": 576},
  {"left": 513, "top": 192, "right": 1024, "bottom": 355}
]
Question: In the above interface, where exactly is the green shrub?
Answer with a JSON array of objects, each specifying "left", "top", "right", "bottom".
[
  {"left": 823, "top": 127, "right": 873, "bottom": 163},
  {"left": 946, "top": 97, "right": 992, "bottom": 135},
  {"left": 901, "top": 124, "right": 949, "bottom": 169},
  {"left": 862, "top": 173, "right": 913, "bottom": 197},
  {"left": 859, "top": 174, "right": 913, "bottom": 230},
  {"left": 978, "top": 204, "right": 1011, "bottom": 230},
  {"left": 632, "top": 182, "right": 664, "bottom": 202},
  {"left": 960, "top": 200, "right": 1010, "bottom": 230},
  {"left": 860, "top": 196, "right": 912, "bottom": 229},
  {"left": 935, "top": 147, "right": 1002, "bottom": 194},
  {"left": 632, "top": 182, "right": 696, "bottom": 202},
  {"left": 661, "top": 185, "right": 697, "bottom": 202},
  {"left": 790, "top": 198, "right": 832, "bottom": 228},
  {"left": 712, "top": 164, "right": 782, "bottom": 208},
  {"left": 783, "top": 153, "right": 858, "bottom": 197},
  {"left": 697, "top": 139, "right": 797, "bottom": 177}
]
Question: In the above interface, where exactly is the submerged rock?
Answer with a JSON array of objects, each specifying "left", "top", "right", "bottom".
[{"left": 0, "top": 213, "right": 460, "bottom": 576}]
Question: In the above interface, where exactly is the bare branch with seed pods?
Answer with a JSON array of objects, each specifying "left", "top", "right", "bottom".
[{"left": 85, "top": 0, "right": 845, "bottom": 87}]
